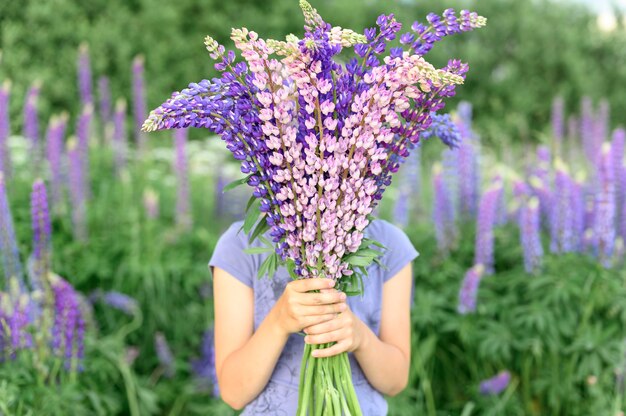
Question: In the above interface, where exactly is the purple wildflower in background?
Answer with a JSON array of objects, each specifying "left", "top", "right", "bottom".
[
  {"left": 132, "top": 56, "right": 147, "bottom": 154},
  {"left": 594, "top": 99, "right": 609, "bottom": 151},
  {"left": 155, "top": 332, "right": 175, "bottom": 378},
  {"left": 1, "top": 288, "right": 34, "bottom": 351},
  {"left": 420, "top": 113, "right": 462, "bottom": 149},
  {"left": 592, "top": 143, "right": 616, "bottom": 267},
  {"left": 23, "top": 82, "right": 41, "bottom": 164},
  {"left": 45, "top": 114, "right": 68, "bottom": 208},
  {"left": 77, "top": 43, "right": 93, "bottom": 106},
  {"left": 519, "top": 197, "right": 543, "bottom": 273},
  {"left": 76, "top": 105, "right": 93, "bottom": 192},
  {"left": 67, "top": 139, "right": 87, "bottom": 241},
  {"left": 191, "top": 329, "right": 220, "bottom": 397},
  {"left": 393, "top": 185, "right": 409, "bottom": 229},
  {"left": 98, "top": 76, "right": 112, "bottom": 127},
  {"left": 113, "top": 99, "right": 128, "bottom": 175},
  {"left": 512, "top": 180, "right": 531, "bottom": 223},
  {"left": 442, "top": 148, "right": 459, "bottom": 223},
  {"left": 580, "top": 97, "right": 595, "bottom": 163},
  {"left": 51, "top": 275, "right": 85, "bottom": 366},
  {"left": 457, "top": 264, "right": 485, "bottom": 314},
  {"left": 432, "top": 163, "right": 456, "bottom": 253},
  {"left": 552, "top": 96, "right": 564, "bottom": 153},
  {"left": 457, "top": 133, "right": 479, "bottom": 219},
  {"left": 30, "top": 179, "right": 52, "bottom": 288},
  {"left": 492, "top": 174, "right": 507, "bottom": 226},
  {"left": 474, "top": 183, "right": 503, "bottom": 274},
  {"left": 571, "top": 174, "right": 585, "bottom": 251},
  {"left": 101, "top": 291, "right": 139, "bottom": 316},
  {"left": 0, "top": 81, "right": 11, "bottom": 176},
  {"left": 0, "top": 175, "right": 24, "bottom": 287},
  {"left": 174, "top": 128, "right": 191, "bottom": 230},
  {"left": 395, "top": 144, "right": 422, "bottom": 228},
  {"left": 143, "top": 189, "right": 159, "bottom": 220},
  {"left": 550, "top": 161, "right": 575, "bottom": 253},
  {"left": 479, "top": 371, "right": 511, "bottom": 395},
  {"left": 612, "top": 128, "right": 625, "bottom": 238}
]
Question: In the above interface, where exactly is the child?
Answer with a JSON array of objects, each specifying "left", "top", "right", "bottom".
[{"left": 209, "top": 218, "right": 418, "bottom": 415}]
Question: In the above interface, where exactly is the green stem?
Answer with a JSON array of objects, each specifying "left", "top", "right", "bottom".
[
  {"left": 298, "top": 344, "right": 318, "bottom": 416},
  {"left": 298, "top": 343, "right": 312, "bottom": 409}
]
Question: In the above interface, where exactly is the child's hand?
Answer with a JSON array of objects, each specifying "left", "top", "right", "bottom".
[
  {"left": 273, "top": 278, "right": 347, "bottom": 336},
  {"left": 302, "top": 304, "right": 364, "bottom": 358}
]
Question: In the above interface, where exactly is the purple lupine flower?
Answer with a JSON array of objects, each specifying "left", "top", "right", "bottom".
[
  {"left": 0, "top": 81, "right": 11, "bottom": 176},
  {"left": 30, "top": 179, "right": 52, "bottom": 288},
  {"left": 551, "top": 96, "right": 564, "bottom": 153},
  {"left": 512, "top": 180, "right": 531, "bottom": 223},
  {"left": 155, "top": 332, "right": 175, "bottom": 378},
  {"left": 23, "top": 82, "right": 41, "bottom": 163},
  {"left": 76, "top": 105, "right": 93, "bottom": 196},
  {"left": 98, "top": 76, "right": 112, "bottom": 128},
  {"left": 77, "top": 43, "right": 93, "bottom": 106},
  {"left": 457, "top": 264, "right": 485, "bottom": 314},
  {"left": 457, "top": 129, "right": 479, "bottom": 219},
  {"left": 549, "top": 161, "right": 576, "bottom": 253},
  {"left": 594, "top": 99, "right": 609, "bottom": 151},
  {"left": 67, "top": 139, "right": 87, "bottom": 241},
  {"left": 441, "top": 148, "right": 459, "bottom": 223},
  {"left": 174, "top": 128, "right": 191, "bottom": 230},
  {"left": 519, "top": 196, "right": 543, "bottom": 273},
  {"left": 479, "top": 371, "right": 511, "bottom": 395},
  {"left": 474, "top": 182, "right": 502, "bottom": 274},
  {"left": 51, "top": 275, "right": 85, "bottom": 367},
  {"left": 45, "top": 114, "right": 68, "bottom": 208},
  {"left": 191, "top": 329, "right": 220, "bottom": 397},
  {"left": 492, "top": 174, "right": 507, "bottom": 226},
  {"left": 567, "top": 115, "right": 579, "bottom": 165},
  {"left": 132, "top": 56, "right": 147, "bottom": 154},
  {"left": 112, "top": 99, "right": 128, "bottom": 175},
  {"left": 571, "top": 174, "right": 586, "bottom": 251},
  {"left": 0, "top": 174, "right": 24, "bottom": 287},
  {"left": 432, "top": 163, "right": 456, "bottom": 253},
  {"left": 592, "top": 143, "right": 616, "bottom": 267},
  {"left": 1, "top": 287, "right": 34, "bottom": 351},
  {"left": 580, "top": 97, "right": 595, "bottom": 163},
  {"left": 143, "top": 189, "right": 159, "bottom": 219},
  {"left": 612, "top": 128, "right": 625, "bottom": 238},
  {"left": 101, "top": 291, "right": 139, "bottom": 316},
  {"left": 529, "top": 146, "right": 553, "bottom": 224},
  {"left": 419, "top": 112, "right": 462, "bottom": 149}
]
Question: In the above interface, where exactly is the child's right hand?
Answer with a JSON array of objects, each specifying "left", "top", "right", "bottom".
[{"left": 273, "top": 278, "right": 347, "bottom": 336}]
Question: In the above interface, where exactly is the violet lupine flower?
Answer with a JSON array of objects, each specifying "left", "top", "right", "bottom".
[
  {"left": 406, "top": 9, "right": 487, "bottom": 56},
  {"left": 132, "top": 56, "right": 147, "bottom": 154},
  {"left": 98, "top": 76, "right": 112, "bottom": 128},
  {"left": 51, "top": 274, "right": 85, "bottom": 366},
  {"left": 457, "top": 263, "right": 485, "bottom": 314},
  {"left": 77, "top": 43, "right": 93, "bottom": 106},
  {"left": 419, "top": 113, "right": 462, "bottom": 149},
  {"left": 551, "top": 96, "right": 564, "bottom": 154},
  {"left": 492, "top": 174, "right": 507, "bottom": 226},
  {"left": 512, "top": 180, "right": 531, "bottom": 223},
  {"left": 155, "top": 332, "right": 175, "bottom": 378},
  {"left": 174, "top": 128, "right": 191, "bottom": 230},
  {"left": 0, "top": 286, "right": 34, "bottom": 351},
  {"left": 592, "top": 143, "right": 616, "bottom": 267},
  {"left": 474, "top": 182, "right": 503, "bottom": 274},
  {"left": 76, "top": 105, "right": 93, "bottom": 193},
  {"left": 0, "top": 81, "right": 10, "bottom": 176},
  {"left": 393, "top": 144, "right": 421, "bottom": 228},
  {"left": 45, "top": 114, "right": 68, "bottom": 208},
  {"left": 101, "top": 291, "right": 139, "bottom": 316},
  {"left": 143, "top": 189, "right": 159, "bottom": 219},
  {"left": 441, "top": 148, "right": 459, "bottom": 223},
  {"left": 457, "top": 129, "right": 479, "bottom": 219},
  {"left": 479, "top": 371, "right": 511, "bottom": 395},
  {"left": 571, "top": 173, "right": 586, "bottom": 251},
  {"left": 580, "top": 97, "right": 595, "bottom": 163},
  {"left": 30, "top": 179, "right": 52, "bottom": 288},
  {"left": 191, "top": 329, "right": 220, "bottom": 397},
  {"left": 67, "top": 139, "right": 87, "bottom": 241},
  {"left": 0, "top": 174, "right": 24, "bottom": 287},
  {"left": 612, "top": 128, "right": 625, "bottom": 237},
  {"left": 549, "top": 161, "right": 576, "bottom": 253},
  {"left": 594, "top": 99, "right": 609, "bottom": 149},
  {"left": 23, "top": 82, "right": 41, "bottom": 164},
  {"left": 432, "top": 163, "right": 456, "bottom": 253},
  {"left": 112, "top": 99, "right": 128, "bottom": 175},
  {"left": 519, "top": 197, "right": 543, "bottom": 273}
]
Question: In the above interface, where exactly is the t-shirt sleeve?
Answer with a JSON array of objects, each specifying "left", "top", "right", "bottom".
[
  {"left": 379, "top": 222, "right": 419, "bottom": 283},
  {"left": 208, "top": 221, "right": 255, "bottom": 288}
]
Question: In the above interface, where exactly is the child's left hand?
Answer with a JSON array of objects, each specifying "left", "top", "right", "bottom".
[{"left": 302, "top": 302, "right": 365, "bottom": 358}]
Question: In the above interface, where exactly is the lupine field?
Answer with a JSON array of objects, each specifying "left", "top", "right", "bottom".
[{"left": 1, "top": 0, "right": 626, "bottom": 415}]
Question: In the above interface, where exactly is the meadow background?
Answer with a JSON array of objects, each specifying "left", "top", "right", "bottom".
[{"left": 1, "top": 0, "right": 626, "bottom": 414}]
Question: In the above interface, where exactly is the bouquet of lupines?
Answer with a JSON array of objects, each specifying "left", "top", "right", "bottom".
[{"left": 143, "top": 2, "right": 485, "bottom": 414}]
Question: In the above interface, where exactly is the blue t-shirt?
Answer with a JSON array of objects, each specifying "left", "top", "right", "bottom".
[{"left": 208, "top": 219, "right": 419, "bottom": 415}]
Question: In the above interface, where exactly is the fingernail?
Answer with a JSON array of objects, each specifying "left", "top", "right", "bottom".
[
  {"left": 340, "top": 293, "right": 347, "bottom": 300},
  {"left": 304, "top": 336, "right": 310, "bottom": 343},
  {"left": 328, "top": 280, "right": 335, "bottom": 287}
]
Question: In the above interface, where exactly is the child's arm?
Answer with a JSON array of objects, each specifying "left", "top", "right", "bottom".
[
  {"left": 303, "top": 262, "right": 412, "bottom": 396},
  {"left": 213, "top": 268, "right": 347, "bottom": 410}
]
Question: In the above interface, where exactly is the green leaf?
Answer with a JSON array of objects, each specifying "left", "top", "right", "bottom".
[
  {"left": 249, "top": 217, "right": 270, "bottom": 243},
  {"left": 243, "top": 246, "right": 274, "bottom": 254},
  {"left": 223, "top": 175, "right": 250, "bottom": 192},
  {"left": 245, "top": 195, "right": 257, "bottom": 213},
  {"left": 257, "top": 255, "right": 272, "bottom": 279},
  {"left": 243, "top": 199, "right": 262, "bottom": 233}
]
